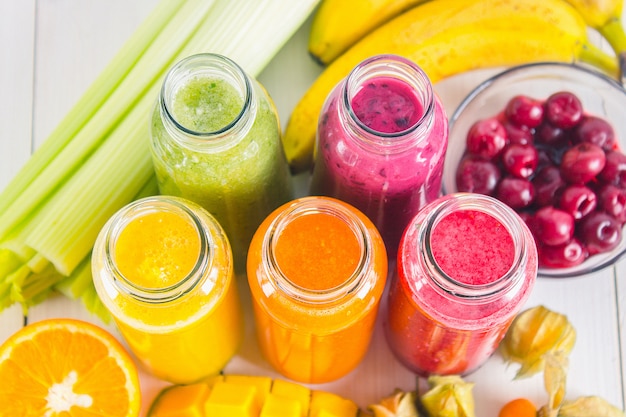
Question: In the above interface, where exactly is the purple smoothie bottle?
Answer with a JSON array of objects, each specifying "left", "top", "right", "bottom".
[{"left": 309, "top": 54, "right": 449, "bottom": 258}]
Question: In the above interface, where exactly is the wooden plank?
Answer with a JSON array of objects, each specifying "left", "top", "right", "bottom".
[{"left": 0, "top": 0, "right": 36, "bottom": 345}]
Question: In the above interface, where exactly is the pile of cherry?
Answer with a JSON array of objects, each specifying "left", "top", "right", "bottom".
[{"left": 456, "top": 91, "right": 626, "bottom": 269}]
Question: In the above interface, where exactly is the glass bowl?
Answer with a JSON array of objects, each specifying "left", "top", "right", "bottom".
[{"left": 441, "top": 62, "right": 626, "bottom": 278}]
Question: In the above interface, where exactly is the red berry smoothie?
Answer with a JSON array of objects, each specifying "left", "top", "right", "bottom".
[
  {"left": 310, "top": 55, "right": 448, "bottom": 258},
  {"left": 385, "top": 193, "right": 537, "bottom": 376}
]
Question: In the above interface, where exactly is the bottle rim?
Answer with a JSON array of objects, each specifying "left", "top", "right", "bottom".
[
  {"left": 261, "top": 197, "right": 373, "bottom": 305},
  {"left": 101, "top": 196, "right": 213, "bottom": 304},
  {"left": 340, "top": 54, "right": 436, "bottom": 152},
  {"left": 415, "top": 193, "right": 530, "bottom": 301},
  {"left": 158, "top": 53, "right": 255, "bottom": 151}
]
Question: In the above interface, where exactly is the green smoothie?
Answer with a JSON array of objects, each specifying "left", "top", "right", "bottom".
[{"left": 150, "top": 62, "right": 293, "bottom": 272}]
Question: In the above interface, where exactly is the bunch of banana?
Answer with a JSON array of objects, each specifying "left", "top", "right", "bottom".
[
  {"left": 309, "top": 0, "right": 626, "bottom": 67},
  {"left": 284, "top": 0, "right": 621, "bottom": 173}
]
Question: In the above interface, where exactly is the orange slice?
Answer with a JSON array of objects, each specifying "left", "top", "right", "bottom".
[{"left": 0, "top": 318, "right": 141, "bottom": 417}]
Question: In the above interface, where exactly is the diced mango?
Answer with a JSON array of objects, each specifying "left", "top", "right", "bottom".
[
  {"left": 147, "top": 383, "right": 210, "bottom": 417},
  {"left": 225, "top": 374, "right": 273, "bottom": 411},
  {"left": 260, "top": 392, "right": 301, "bottom": 417},
  {"left": 271, "top": 378, "right": 311, "bottom": 417},
  {"left": 205, "top": 381, "right": 259, "bottom": 417},
  {"left": 310, "top": 390, "right": 359, "bottom": 417}
]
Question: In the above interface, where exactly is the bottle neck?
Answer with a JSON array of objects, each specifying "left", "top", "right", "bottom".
[
  {"left": 262, "top": 198, "right": 374, "bottom": 305},
  {"left": 158, "top": 53, "right": 256, "bottom": 152},
  {"left": 416, "top": 193, "right": 529, "bottom": 303},
  {"left": 101, "top": 196, "right": 213, "bottom": 304},
  {"left": 339, "top": 54, "right": 436, "bottom": 154}
]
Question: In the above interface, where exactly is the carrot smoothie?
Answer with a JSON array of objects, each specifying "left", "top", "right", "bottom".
[
  {"left": 92, "top": 196, "right": 243, "bottom": 384},
  {"left": 247, "top": 196, "right": 387, "bottom": 383}
]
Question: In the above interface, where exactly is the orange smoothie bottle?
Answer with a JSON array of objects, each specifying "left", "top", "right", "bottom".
[
  {"left": 92, "top": 196, "right": 243, "bottom": 384},
  {"left": 247, "top": 196, "right": 388, "bottom": 383}
]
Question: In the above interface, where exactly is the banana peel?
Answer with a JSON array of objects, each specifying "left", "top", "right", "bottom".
[{"left": 284, "top": 0, "right": 619, "bottom": 173}]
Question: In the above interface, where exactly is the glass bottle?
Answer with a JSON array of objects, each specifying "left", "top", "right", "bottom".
[
  {"left": 247, "top": 196, "right": 387, "bottom": 383},
  {"left": 309, "top": 54, "right": 448, "bottom": 258},
  {"left": 92, "top": 196, "right": 243, "bottom": 384},
  {"left": 385, "top": 193, "right": 537, "bottom": 376},
  {"left": 150, "top": 53, "right": 293, "bottom": 272}
]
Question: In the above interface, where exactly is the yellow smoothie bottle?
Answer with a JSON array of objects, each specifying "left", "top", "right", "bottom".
[{"left": 92, "top": 196, "right": 243, "bottom": 384}]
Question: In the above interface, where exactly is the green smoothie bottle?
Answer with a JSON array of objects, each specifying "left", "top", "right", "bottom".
[{"left": 150, "top": 53, "right": 293, "bottom": 272}]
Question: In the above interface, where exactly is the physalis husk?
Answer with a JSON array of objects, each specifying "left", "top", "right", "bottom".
[
  {"left": 368, "top": 390, "right": 420, "bottom": 417},
  {"left": 500, "top": 305, "right": 576, "bottom": 378},
  {"left": 557, "top": 396, "right": 625, "bottom": 417},
  {"left": 420, "top": 375, "right": 475, "bottom": 417}
]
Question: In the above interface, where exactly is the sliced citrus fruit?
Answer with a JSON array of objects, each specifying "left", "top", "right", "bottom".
[{"left": 0, "top": 318, "right": 141, "bottom": 417}]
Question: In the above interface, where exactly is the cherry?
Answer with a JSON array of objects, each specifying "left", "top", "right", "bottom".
[
  {"left": 505, "top": 95, "right": 544, "bottom": 128},
  {"left": 558, "top": 184, "right": 597, "bottom": 220},
  {"left": 536, "top": 121, "right": 568, "bottom": 146},
  {"left": 501, "top": 144, "right": 539, "bottom": 179},
  {"left": 503, "top": 121, "right": 533, "bottom": 145},
  {"left": 544, "top": 91, "right": 583, "bottom": 129},
  {"left": 533, "top": 165, "right": 565, "bottom": 207},
  {"left": 456, "top": 154, "right": 501, "bottom": 195},
  {"left": 598, "top": 150, "right": 626, "bottom": 188},
  {"left": 560, "top": 143, "right": 606, "bottom": 184},
  {"left": 574, "top": 115, "right": 615, "bottom": 151},
  {"left": 496, "top": 177, "right": 535, "bottom": 209},
  {"left": 578, "top": 211, "right": 622, "bottom": 255},
  {"left": 533, "top": 206, "right": 575, "bottom": 246},
  {"left": 465, "top": 117, "right": 507, "bottom": 159},
  {"left": 597, "top": 184, "right": 626, "bottom": 223},
  {"left": 538, "top": 238, "right": 587, "bottom": 268}
]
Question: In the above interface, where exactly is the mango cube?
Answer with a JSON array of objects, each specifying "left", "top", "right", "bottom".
[
  {"left": 260, "top": 392, "right": 301, "bottom": 417},
  {"left": 271, "top": 379, "right": 311, "bottom": 417},
  {"left": 310, "top": 390, "right": 359, "bottom": 417},
  {"left": 204, "top": 381, "right": 259, "bottom": 417},
  {"left": 225, "top": 374, "right": 273, "bottom": 411},
  {"left": 148, "top": 383, "right": 210, "bottom": 417}
]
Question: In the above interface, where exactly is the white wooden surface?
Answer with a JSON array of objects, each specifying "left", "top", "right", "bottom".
[{"left": 0, "top": 1, "right": 625, "bottom": 416}]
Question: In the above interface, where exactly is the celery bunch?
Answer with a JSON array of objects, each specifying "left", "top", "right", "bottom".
[{"left": 0, "top": 0, "right": 320, "bottom": 320}]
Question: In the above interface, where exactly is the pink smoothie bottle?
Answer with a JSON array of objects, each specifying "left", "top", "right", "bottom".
[
  {"left": 309, "top": 54, "right": 448, "bottom": 258},
  {"left": 385, "top": 193, "right": 537, "bottom": 376}
]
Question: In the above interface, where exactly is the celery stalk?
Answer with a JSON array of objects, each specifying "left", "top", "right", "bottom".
[{"left": 0, "top": 0, "right": 185, "bottom": 215}]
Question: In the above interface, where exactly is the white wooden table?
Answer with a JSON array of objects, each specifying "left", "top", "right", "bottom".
[{"left": 1, "top": 1, "right": 625, "bottom": 416}]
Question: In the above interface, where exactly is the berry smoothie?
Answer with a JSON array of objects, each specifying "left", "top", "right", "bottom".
[
  {"left": 310, "top": 55, "right": 448, "bottom": 258},
  {"left": 385, "top": 194, "right": 537, "bottom": 376}
]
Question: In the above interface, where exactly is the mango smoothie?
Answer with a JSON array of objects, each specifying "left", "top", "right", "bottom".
[
  {"left": 92, "top": 196, "right": 243, "bottom": 384},
  {"left": 247, "top": 197, "right": 387, "bottom": 383}
]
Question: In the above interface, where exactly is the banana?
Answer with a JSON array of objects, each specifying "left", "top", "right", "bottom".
[
  {"left": 564, "top": 0, "right": 626, "bottom": 77},
  {"left": 563, "top": 0, "right": 623, "bottom": 29},
  {"left": 308, "top": 0, "right": 427, "bottom": 65},
  {"left": 284, "top": 0, "right": 619, "bottom": 174}
]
